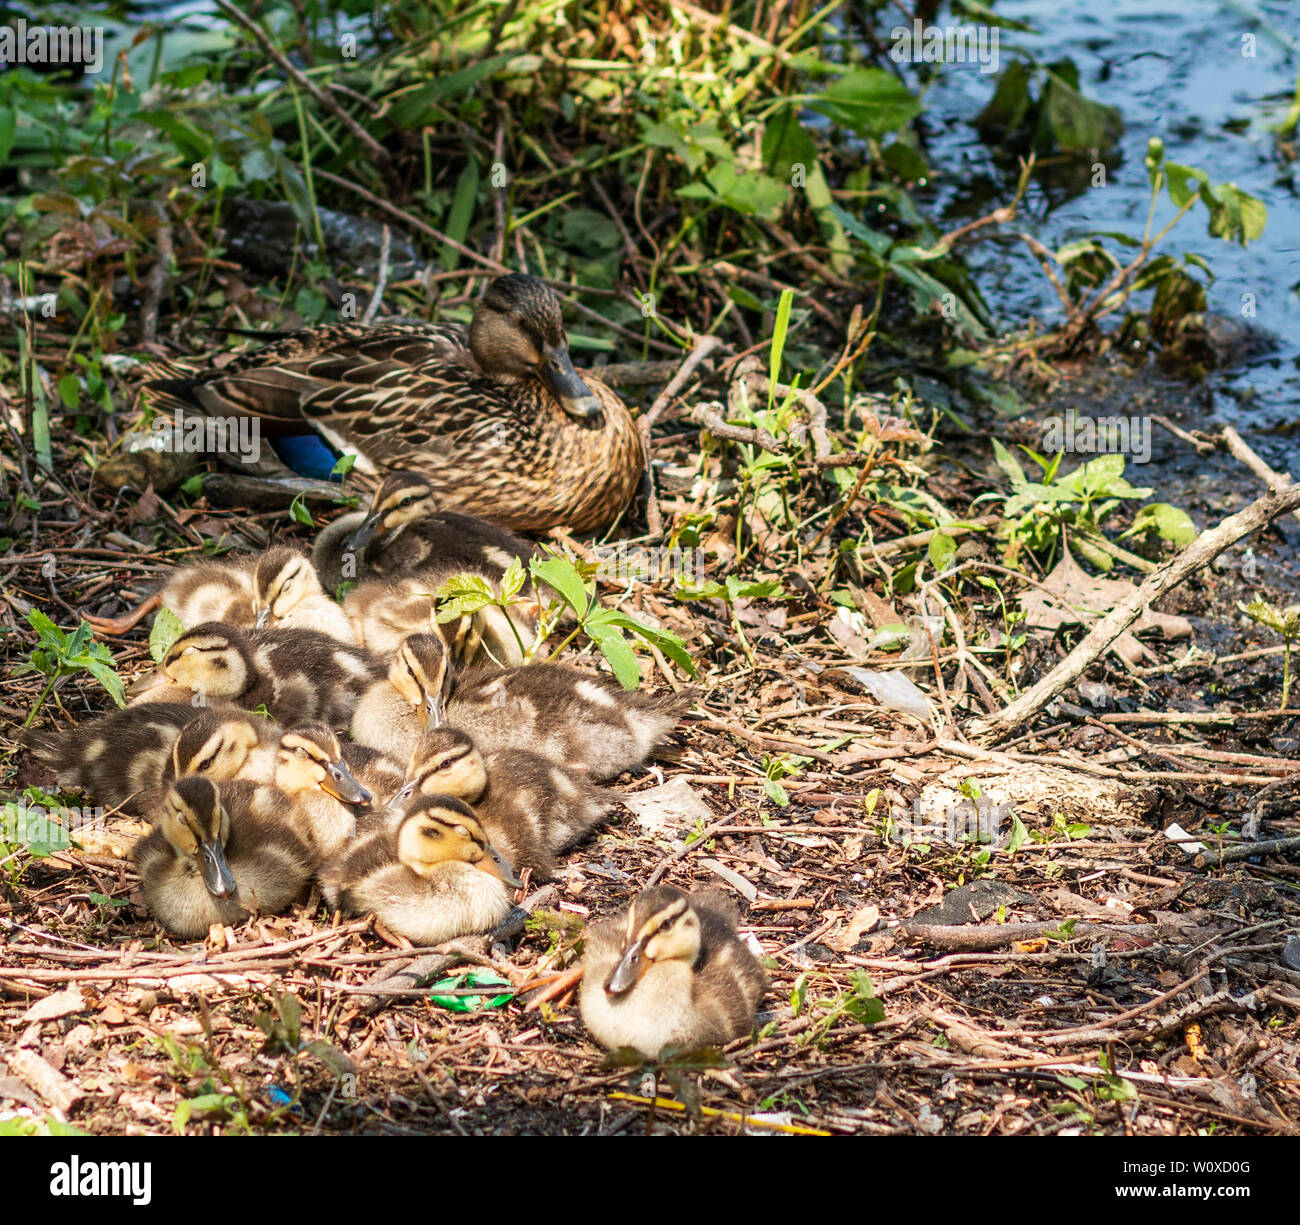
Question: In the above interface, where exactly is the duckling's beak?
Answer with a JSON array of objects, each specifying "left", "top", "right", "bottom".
[
  {"left": 345, "top": 514, "right": 385, "bottom": 553},
  {"left": 322, "top": 759, "right": 372, "bottom": 806},
  {"left": 127, "top": 668, "right": 175, "bottom": 701},
  {"left": 477, "top": 843, "right": 522, "bottom": 889},
  {"left": 255, "top": 606, "right": 271, "bottom": 629},
  {"left": 421, "top": 691, "right": 446, "bottom": 728},
  {"left": 200, "top": 838, "right": 236, "bottom": 899},
  {"left": 605, "top": 939, "right": 647, "bottom": 996},
  {"left": 538, "top": 347, "right": 602, "bottom": 421}
]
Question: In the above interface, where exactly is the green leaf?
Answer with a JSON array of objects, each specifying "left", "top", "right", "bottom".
[
  {"left": 57, "top": 373, "right": 80, "bottom": 410},
  {"left": 529, "top": 556, "right": 591, "bottom": 619},
  {"left": 499, "top": 556, "right": 526, "bottom": 602},
  {"left": 769, "top": 288, "right": 794, "bottom": 396},
  {"left": 599, "top": 610, "right": 698, "bottom": 678},
  {"left": 427, "top": 971, "right": 515, "bottom": 1012},
  {"left": 585, "top": 619, "right": 642, "bottom": 689},
  {"left": 435, "top": 572, "right": 498, "bottom": 621},
  {"left": 304, "top": 1040, "right": 355, "bottom": 1079},
  {"left": 1005, "top": 812, "right": 1029, "bottom": 855},
  {"left": 761, "top": 107, "right": 817, "bottom": 177},
  {"left": 927, "top": 530, "right": 957, "bottom": 574},
  {"left": 1120, "top": 503, "right": 1197, "bottom": 547},
  {"left": 289, "top": 494, "right": 314, "bottom": 527},
  {"left": 811, "top": 68, "right": 920, "bottom": 138},
  {"left": 442, "top": 158, "right": 480, "bottom": 271},
  {"left": 149, "top": 606, "right": 185, "bottom": 663},
  {"left": 1040, "top": 70, "right": 1123, "bottom": 152},
  {"left": 330, "top": 453, "right": 356, "bottom": 480},
  {"left": 83, "top": 658, "right": 126, "bottom": 708}
]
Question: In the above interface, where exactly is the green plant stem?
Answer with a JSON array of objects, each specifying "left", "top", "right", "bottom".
[{"left": 23, "top": 675, "right": 59, "bottom": 729}]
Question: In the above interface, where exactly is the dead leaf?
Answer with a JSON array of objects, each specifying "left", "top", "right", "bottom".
[
  {"left": 21, "top": 986, "right": 86, "bottom": 1024},
  {"left": 620, "top": 776, "right": 712, "bottom": 834},
  {"left": 827, "top": 903, "right": 880, "bottom": 951},
  {"left": 1019, "top": 545, "right": 1192, "bottom": 664}
]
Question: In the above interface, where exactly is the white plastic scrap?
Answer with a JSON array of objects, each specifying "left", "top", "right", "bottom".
[
  {"left": 1163, "top": 822, "right": 1208, "bottom": 856},
  {"left": 844, "top": 667, "right": 935, "bottom": 722}
]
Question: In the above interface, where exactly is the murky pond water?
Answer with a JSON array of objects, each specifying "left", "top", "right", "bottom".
[{"left": 925, "top": 0, "right": 1298, "bottom": 472}]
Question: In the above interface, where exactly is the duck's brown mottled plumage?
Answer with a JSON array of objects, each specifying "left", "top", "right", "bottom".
[{"left": 145, "top": 275, "right": 644, "bottom": 533}]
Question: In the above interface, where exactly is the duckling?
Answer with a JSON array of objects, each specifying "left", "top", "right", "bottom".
[
  {"left": 85, "top": 549, "right": 262, "bottom": 636},
  {"left": 23, "top": 702, "right": 222, "bottom": 811},
  {"left": 396, "top": 728, "right": 613, "bottom": 879},
  {"left": 350, "top": 632, "right": 694, "bottom": 780},
  {"left": 160, "top": 708, "right": 282, "bottom": 792},
  {"left": 272, "top": 723, "right": 373, "bottom": 856},
  {"left": 320, "top": 795, "right": 520, "bottom": 946},
  {"left": 349, "top": 633, "right": 449, "bottom": 760},
  {"left": 339, "top": 743, "right": 406, "bottom": 810},
  {"left": 313, "top": 470, "right": 537, "bottom": 590},
  {"left": 579, "top": 887, "right": 768, "bottom": 1060},
  {"left": 133, "top": 775, "right": 315, "bottom": 939},
  {"left": 342, "top": 567, "right": 537, "bottom": 666},
  {"left": 138, "top": 623, "right": 384, "bottom": 727},
  {"left": 251, "top": 546, "right": 355, "bottom": 643}
]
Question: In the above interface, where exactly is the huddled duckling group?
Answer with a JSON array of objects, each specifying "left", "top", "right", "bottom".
[{"left": 26, "top": 273, "right": 769, "bottom": 1060}]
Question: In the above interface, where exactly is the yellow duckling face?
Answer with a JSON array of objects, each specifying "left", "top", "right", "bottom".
[
  {"left": 253, "top": 548, "right": 321, "bottom": 627},
  {"left": 170, "top": 712, "right": 260, "bottom": 782},
  {"left": 275, "top": 726, "right": 372, "bottom": 805},
  {"left": 345, "top": 473, "right": 437, "bottom": 553},
  {"left": 397, "top": 728, "right": 488, "bottom": 808},
  {"left": 469, "top": 274, "right": 601, "bottom": 422},
  {"left": 389, "top": 633, "right": 453, "bottom": 728},
  {"left": 395, "top": 797, "right": 520, "bottom": 887},
  {"left": 604, "top": 888, "right": 702, "bottom": 996},
  {"left": 160, "top": 776, "right": 235, "bottom": 898},
  {"left": 162, "top": 625, "right": 252, "bottom": 699}
]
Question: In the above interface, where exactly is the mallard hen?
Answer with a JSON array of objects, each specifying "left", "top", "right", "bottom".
[{"left": 146, "top": 274, "right": 644, "bottom": 533}]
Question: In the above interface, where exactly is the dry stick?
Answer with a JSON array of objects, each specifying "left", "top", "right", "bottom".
[
  {"left": 139, "top": 201, "right": 172, "bottom": 345},
  {"left": 969, "top": 484, "right": 1300, "bottom": 740},
  {"left": 898, "top": 919, "right": 1132, "bottom": 951},
  {"left": 1221, "top": 425, "right": 1300, "bottom": 527},
  {"left": 360, "top": 224, "right": 390, "bottom": 325},
  {"left": 214, "top": 0, "right": 393, "bottom": 173},
  {"left": 1197, "top": 835, "right": 1300, "bottom": 868}
]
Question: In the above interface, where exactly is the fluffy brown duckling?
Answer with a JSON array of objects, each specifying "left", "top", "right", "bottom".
[
  {"left": 132, "top": 623, "right": 384, "bottom": 728},
  {"left": 133, "top": 776, "right": 315, "bottom": 939},
  {"left": 580, "top": 887, "right": 768, "bottom": 1060},
  {"left": 396, "top": 727, "right": 613, "bottom": 879},
  {"left": 23, "top": 702, "right": 212, "bottom": 811},
  {"left": 251, "top": 546, "right": 355, "bottom": 642},
  {"left": 319, "top": 795, "right": 519, "bottom": 946},
  {"left": 271, "top": 723, "right": 373, "bottom": 856}
]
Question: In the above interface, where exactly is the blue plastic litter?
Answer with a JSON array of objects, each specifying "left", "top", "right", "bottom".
[{"left": 271, "top": 434, "right": 342, "bottom": 480}]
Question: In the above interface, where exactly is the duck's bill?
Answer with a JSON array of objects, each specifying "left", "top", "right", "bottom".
[
  {"left": 604, "top": 940, "right": 646, "bottom": 996},
  {"left": 200, "top": 839, "right": 237, "bottom": 898},
  {"left": 539, "top": 348, "right": 602, "bottom": 421},
  {"left": 421, "top": 692, "right": 447, "bottom": 728},
  {"left": 127, "top": 668, "right": 175, "bottom": 701},
  {"left": 323, "top": 760, "right": 372, "bottom": 806},
  {"left": 254, "top": 606, "right": 271, "bottom": 629},
  {"left": 345, "top": 513, "right": 385, "bottom": 553},
  {"left": 477, "top": 843, "right": 522, "bottom": 889}
]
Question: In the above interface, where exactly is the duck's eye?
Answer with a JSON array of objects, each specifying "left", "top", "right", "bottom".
[
  {"left": 296, "top": 746, "right": 308, "bottom": 759},
  {"left": 198, "top": 753, "right": 218, "bottom": 772},
  {"left": 398, "top": 784, "right": 415, "bottom": 799},
  {"left": 454, "top": 824, "right": 469, "bottom": 838}
]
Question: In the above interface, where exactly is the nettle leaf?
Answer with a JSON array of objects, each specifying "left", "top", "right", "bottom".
[
  {"left": 530, "top": 556, "right": 591, "bottom": 618},
  {"left": 585, "top": 618, "right": 641, "bottom": 690},
  {"left": 1120, "top": 503, "right": 1198, "bottom": 547},
  {"left": 435, "top": 572, "right": 497, "bottom": 621},
  {"left": 499, "top": 556, "right": 526, "bottom": 602},
  {"left": 149, "top": 606, "right": 185, "bottom": 663},
  {"left": 83, "top": 657, "right": 126, "bottom": 708},
  {"left": 599, "top": 610, "right": 698, "bottom": 678}
]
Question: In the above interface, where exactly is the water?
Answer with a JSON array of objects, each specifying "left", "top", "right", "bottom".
[{"left": 923, "top": 0, "right": 1299, "bottom": 467}]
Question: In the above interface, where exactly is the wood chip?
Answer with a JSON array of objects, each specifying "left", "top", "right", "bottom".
[
  {"left": 8, "top": 1048, "right": 83, "bottom": 1112},
  {"left": 20, "top": 985, "right": 86, "bottom": 1024}
]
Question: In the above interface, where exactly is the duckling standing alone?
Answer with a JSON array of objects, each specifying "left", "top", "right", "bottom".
[
  {"left": 133, "top": 776, "right": 314, "bottom": 939},
  {"left": 320, "top": 795, "right": 519, "bottom": 946},
  {"left": 252, "top": 547, "right": 355, "bottom": 643},
  {"left": 145, "top": 273, "right": 644, "bottom": 533},
  {"left": 580, "top": 887, "right": 768, "bottom": 1060},
  {"left": 272, "top": 724, "right": 372, "bottom": 856},
  {"left": 23, "top": 702, "right": 219, "bottom": 811},
  {"left": 138, "top": 623, "right": 383, "bottom": 727},
  {"left": 399, "top": 728, "right": 613, "bottom": 879}
]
